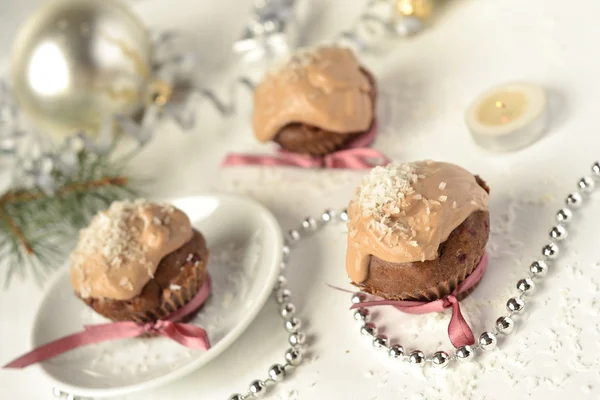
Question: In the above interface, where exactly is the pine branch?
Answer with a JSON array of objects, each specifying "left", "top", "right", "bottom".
[
  {"left": 0, "top": 176, "right": 129, "bottom": 204},
  {"left": 0, "top": 206, "right": 33, "bottom": 254},
  {"left": 0, "top": 149, "right": 140, "bottom": 288}
]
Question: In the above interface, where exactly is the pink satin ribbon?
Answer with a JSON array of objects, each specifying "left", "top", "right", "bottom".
[
  {"left": 3, "top": 277, "right": 213, "bottom": 369},
  {"left": 350, "top": 253, "right": 489, "bottom": 348},
  {"left": 221, "top": 123, "right": 391, "bottom": 170}
]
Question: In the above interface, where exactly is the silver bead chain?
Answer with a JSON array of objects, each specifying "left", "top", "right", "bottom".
[
  {"left": 53, "top": 209, "right": 342, "bottom": 400},
  {"left": 350, "top": 161, "right": 600, "bottom": 368}
]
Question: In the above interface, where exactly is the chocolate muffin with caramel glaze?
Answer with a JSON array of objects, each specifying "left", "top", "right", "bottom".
[
  {"left": 346, "top": 161, "right": 490, "bottom": 302},
  {"left": 70, "top": 200, "right": 209, "bottom": 323},
  {"left": 253, "top": 46, "right": 377, "bottom": 156}
]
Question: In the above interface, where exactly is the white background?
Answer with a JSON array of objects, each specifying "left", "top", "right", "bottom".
[{"left": 2, "top": 0, "right": 600, "bottom": 399}]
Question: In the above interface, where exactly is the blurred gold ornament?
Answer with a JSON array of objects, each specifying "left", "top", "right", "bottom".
[
  {"left": 10, "top": 0, "right": 153, "bottom": 138},
  {"left": 149, "top": 80, "right": 173, "bottom": 107},
  {"left": 396, "top": 0, "right": 434, "bottom": 20}
]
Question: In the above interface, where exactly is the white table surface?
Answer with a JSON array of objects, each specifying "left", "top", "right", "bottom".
[{"left": 2, "top": 0, "right": 600, "bottom": 399}]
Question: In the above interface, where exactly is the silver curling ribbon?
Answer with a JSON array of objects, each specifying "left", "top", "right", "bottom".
[
  {"left": 234, "top": 0, "right": 298, "bottom": 61},
  {"left": 162, "top": 77, "right": 256, "bottom": 131}
]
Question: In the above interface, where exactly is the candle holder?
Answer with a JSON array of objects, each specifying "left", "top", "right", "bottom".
[{"left": 465, "top": 82, "right": 549, "bottom": 152}]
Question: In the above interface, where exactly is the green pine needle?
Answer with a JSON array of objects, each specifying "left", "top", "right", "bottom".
[{"left": 0, "top": 149, "right": 140, "bottom": 288}]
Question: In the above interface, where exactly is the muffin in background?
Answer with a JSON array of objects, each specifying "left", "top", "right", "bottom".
[{"left": 253, "top": 45, "right": 377, "bottom": 156}]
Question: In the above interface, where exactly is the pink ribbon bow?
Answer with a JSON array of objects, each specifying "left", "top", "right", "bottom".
[
  {"left": 3, "top": 277, "right": 213, "bottom": 369},
  {"left": 350, "top": 253, "right": 489, "bottom": 348},
  {"left": 221, "top": 123, "right": 391, "bottom": 170}
]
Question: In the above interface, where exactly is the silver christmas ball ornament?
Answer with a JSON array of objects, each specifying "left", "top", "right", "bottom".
[
  {"left": 592, "top": 161, "right": 600, "bottom": 176},
  {"left": 10, "top": 0, "right": 153, "bottom": 138}
]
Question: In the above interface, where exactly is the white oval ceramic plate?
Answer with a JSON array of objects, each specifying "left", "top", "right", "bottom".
[{"left": 31, "top": 194, "right": 282, "bottom": 398}]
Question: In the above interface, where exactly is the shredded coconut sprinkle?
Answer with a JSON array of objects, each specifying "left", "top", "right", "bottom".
[
  {"left": 357, "top": 162, "right": 419, "bottom": 237},
  {"left": 72, "top": 200, "right": 152, "bottom": 271}
]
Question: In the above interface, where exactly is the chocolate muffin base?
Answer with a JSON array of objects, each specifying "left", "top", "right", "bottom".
[
  {"left": 79, "top": 229, "right": 209, "bottom": 323},
  {"left": 355, "top": 176, "right": 490, "bottom": 302},
  {"left": 273, "top": 68, "right": 378, "bottom": 156}
]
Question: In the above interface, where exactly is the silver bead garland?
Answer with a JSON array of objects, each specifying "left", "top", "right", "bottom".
[
  {"left": 224, "top": 208, "right": 345, "bottom": 399},
  {"left": 348, "top": 161, "right": 600, "bottom": 367}
]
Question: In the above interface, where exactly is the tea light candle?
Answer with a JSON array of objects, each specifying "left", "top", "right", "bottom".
[{"left": 465, "top": 82, "right": 548, "bottom": 152}]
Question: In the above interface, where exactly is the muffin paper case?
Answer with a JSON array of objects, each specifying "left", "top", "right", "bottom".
[
  {"left": 333, "top": 252, "right": 489, "bottom": 349},
  {"left": 221, "top": 122, "right": 391, "bottom": 170},
  {"left": 128, "top": 252, "right": 209, "bottom": 324}
]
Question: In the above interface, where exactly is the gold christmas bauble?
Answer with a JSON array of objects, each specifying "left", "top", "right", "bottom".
[
  {"left": 396, "top": 0, "right": 434, "bottom": 20},
  {"left": 10, "top": 0, "right": 153, "bottom": 137}
]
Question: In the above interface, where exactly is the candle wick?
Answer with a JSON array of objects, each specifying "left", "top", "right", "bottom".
[{"left": 495, "top": 101, "right": 506, "bottom": 109}]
